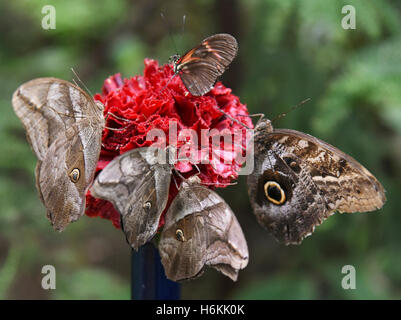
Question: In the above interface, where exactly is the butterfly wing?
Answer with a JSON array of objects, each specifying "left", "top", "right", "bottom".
[
  {"left": 12, "top": 78, "right": 105, "bottom": 230},
  {"left": 159, "top": 180, "right": 248, "bottom": 281},
  {"left": 90, "top": 148, "right": 172, "bottom": 250},
  {"left": 248, "top": 122, "right": 386, "bottom": 245},
  {"left": 12, "top": 78, "right": 104, "bottom": 160},
  {"left": 36, "top": 129, "right": 94, "bottom": 229},
  {"left": 177, "top": 33, "right": 238, "bottom": 96}
]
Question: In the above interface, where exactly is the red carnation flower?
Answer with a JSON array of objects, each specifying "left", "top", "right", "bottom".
[{"left": 85, "top": 59, "right": 253, "bottom": 229}]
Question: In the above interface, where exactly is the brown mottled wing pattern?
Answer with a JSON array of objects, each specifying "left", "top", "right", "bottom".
[
  {"left": 12, "top": 78, "right": 105, "bottom": 230},
  {"left": 248, "top": 120, "right": 386, "bottom": 245},
  {"left": 272, "top": 129, "right": 386, "bottom": 212},
  {"left": 159, "top": 180, "right": 248, "bottom": 282},
  {"left": 177, "top": 33, "right": 238, "bottom": 96},
  {"left": 90, "top": 148, "right": 173, "bottom": 250}
]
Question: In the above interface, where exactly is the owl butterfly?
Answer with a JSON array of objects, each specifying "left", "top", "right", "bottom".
[
  {"left": 90, "top": 147, "right": 172, "bottom": 250},
  {"left": 90, "top": 147, "right": 248, "bottom": 281},
  {"left": 247, "top": 119, "right": 386, "bottom": 245},
  {"left": 159, "top": 175, "right": 249, "bottom": 282},
  {"left": 12, "top": 78, "right": 105, "bottom": 231},
  {"left": 171, "top": 33, "right": 238, "bottom": 96}
]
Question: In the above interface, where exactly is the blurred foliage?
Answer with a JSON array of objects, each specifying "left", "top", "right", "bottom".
[{"left": 0, "top": 0, "right": 400, "bottom": 299}]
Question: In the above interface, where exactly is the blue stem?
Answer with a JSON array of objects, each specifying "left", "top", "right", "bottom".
[{"left": 131, "top": 243, "right": 181, "bottom": 300}]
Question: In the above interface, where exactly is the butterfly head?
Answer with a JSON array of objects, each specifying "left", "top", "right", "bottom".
[
  {"left": 180, "top": 175, "right": 201, "bottom": 188},
  {"left": 94, "top": 101, "right": 105, "bottom": 120},
  {"left": 169, "top": 54, "right": 181, "bottom": 72},
  {"left": 95, "top": 101, "right": 104, "bottom": 111},
  {"left": 255, "top": 119, "right": 273, "bottom": 134}
]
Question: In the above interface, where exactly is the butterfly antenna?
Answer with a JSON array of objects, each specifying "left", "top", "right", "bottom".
[
  {"left": 202, "top": 181, "right": 238, "bottom": 186},
  {"left": 104, "top": 112, "right": 132, "bottom": 131},
  {"left": 173, "top": 169, "right": 186, "bottom": 182},
  {"left": 171, "top": 172, "right": 180, "bottom": 190},
  {"left": 105, "top": 112, "right": 131, "bottom": 123},
  {"left": 215, "top": 107, "right": 251, "bottom": 129},
  {"left": 192, "top": 162, "right": 201, "bottom": 176},
  {"left": 104, "top": 126, "right": 129, "bottom": 131},
  {"left": 71, "top": 67, "right": 94, "bottom": 97},
  {"left": 180, "top": 15, "right": 186, "bottom": 51},
  {"left": 208, "top": 158, "right": 218, "bottom": 172},
  {"left": 160, "top": 12, "right": 179, "bottom": 57},
  {"left": 271, "top": 98, "right": 311, "bottom": 123},
  {"left": 237, "top": 113, "right": 265, "bottom": 127},
  {"left": 173, "top": 165, "right": 236, "bottom": 187},
  {"left": 159, "top": 73, "right": 178, "bottom": 95}
]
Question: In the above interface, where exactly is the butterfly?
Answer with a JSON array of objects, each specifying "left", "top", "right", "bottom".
[
  {"left": 247, "top": 119, "right": 386, "bottom": 245},
  {"left": 90, "top": 147, "right": 172, "bottom": 250},
  {"left": 171, "top": 33, "right": 238, "bottom": 96},
  {"left": 158, "top": 175, "right": 248, "bottom": 282},
  {"left": 12, "top": 78, "right": 105, "bottom": 230},
  {"left": 90, "top": 147, "right": 248, "bottom": 281}
]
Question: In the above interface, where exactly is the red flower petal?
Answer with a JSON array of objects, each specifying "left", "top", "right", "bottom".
[{"left": 85, "top": 59, "right": 253, "bottom": 229}]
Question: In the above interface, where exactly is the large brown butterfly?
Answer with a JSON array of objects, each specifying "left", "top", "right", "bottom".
[
  {"left": 171, "top": 33, "right": 238, "bottom": 96},
  {"left": 90, "top": 147, "right": 248, "bottom": 281},
  {"left": 247, "top": 119, "right": 386, "bottom": 245},
  {"left": 12, "top": 78, "right": 105, "bottom": 231}
]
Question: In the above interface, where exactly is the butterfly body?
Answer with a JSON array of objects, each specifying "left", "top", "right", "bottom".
[{"left": 248, "top": 119, "right": 386, "bottom": 245}]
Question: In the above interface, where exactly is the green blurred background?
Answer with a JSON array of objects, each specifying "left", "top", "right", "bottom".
[{"left": 0, "top": 0, "right": 400, "bottom": 299}]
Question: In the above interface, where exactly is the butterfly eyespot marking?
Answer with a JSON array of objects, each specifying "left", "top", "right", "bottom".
[
  {"left": 143, "top": 201, "right": 152, "bottom": 210},
  {"left": 69, "top": 168, "right": 80, "bottom": 183},
  {"left": 175, "top": 229, "right": 185, "bottom": 242},
  {"left": 264, "top": 181, "right": 286, "bottom": 205},
  {"left": 283, "top": 156, "right": 301, "bottom": 173}
]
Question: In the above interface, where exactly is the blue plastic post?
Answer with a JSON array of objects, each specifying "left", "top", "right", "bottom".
[{"left": 131, "top": 243, "right": 181, "bottom": 300}]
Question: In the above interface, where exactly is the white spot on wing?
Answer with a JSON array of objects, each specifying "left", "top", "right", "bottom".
[
  {"left": 278, "top": 136, "right": 289, "bottom": 144},
  {"left": 298, "top": 140, "right": 309, "bottom": 149}
]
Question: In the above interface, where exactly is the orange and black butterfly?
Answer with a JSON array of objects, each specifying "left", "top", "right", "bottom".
[{"left": 171, "top": 33, "right": 238, "bottom": 96}]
